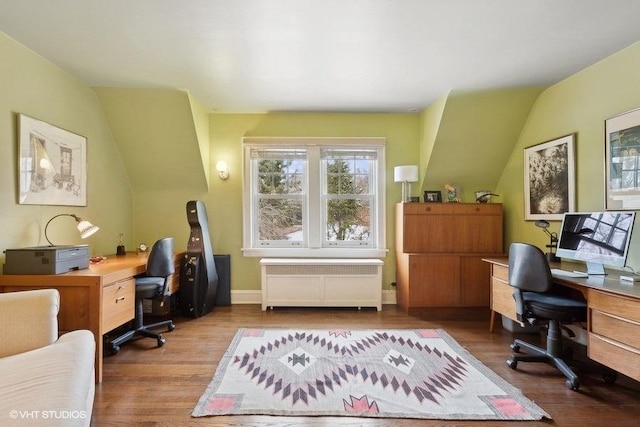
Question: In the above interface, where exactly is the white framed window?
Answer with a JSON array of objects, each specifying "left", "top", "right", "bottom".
[{"left": 242, "top": 137, "right": 386, "bottom": 258}]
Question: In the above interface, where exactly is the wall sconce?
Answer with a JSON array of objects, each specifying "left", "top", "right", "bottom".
[
  {"left": 535, "top": 219, "right": 559, "bottom": 263},
  {"left": 45, "top": 214, "right": 100, "bottom": 246},
  {"left": 216, "top": 160, "right": 229, "bottom": 180},
  {"left": 394, "top": 165, "right": 419, "bottom": 202}
]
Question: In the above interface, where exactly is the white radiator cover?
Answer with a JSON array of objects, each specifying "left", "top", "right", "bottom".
[{"left": 260, "top": 258, "right": 383, "bottom": 311}]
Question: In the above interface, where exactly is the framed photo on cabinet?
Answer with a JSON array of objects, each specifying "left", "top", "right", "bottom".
[
  {"left": 424, "top": 190, "right": 442, "bottom": 203},
  {"left": 18, "top": 114, "right": 87, "bottom": 206},
  {"left": 524, "top": 134, "right": 575, "bottom": 220},
  {"left": 605, "top": 107, "right": 640, "bottom": 210}
]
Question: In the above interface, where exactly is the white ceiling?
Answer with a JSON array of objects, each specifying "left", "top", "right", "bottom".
[{"left": 2, "top": 0, "right": 640, "bottom": 113}]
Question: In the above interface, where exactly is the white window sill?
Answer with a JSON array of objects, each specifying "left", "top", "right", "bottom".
[{"left": 241, "top": 248, "right": 389, "bottom": 259}]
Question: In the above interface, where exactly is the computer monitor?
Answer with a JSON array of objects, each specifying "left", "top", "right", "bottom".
[{"left": 556, "top": 211, "right": 635, "bottom": 275}]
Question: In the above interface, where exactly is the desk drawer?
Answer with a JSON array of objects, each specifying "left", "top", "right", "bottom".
[
  {"left": 589, "top": 333, "right": 640, "bottom": 381},
  {"left": 591, "top": 309, "right": 640, "bottom": 349},
  {"left": 102, "top": 278, "right": 134, "bottom": 332},
  {"left": 491, "top": 278, "right": 517, "bottom": 321},
  {"left": 588, "top": 290, "right": 640, "bottom": 323},
  {"left": 492, "top": 264, "right": 509, "bottom": 282}
]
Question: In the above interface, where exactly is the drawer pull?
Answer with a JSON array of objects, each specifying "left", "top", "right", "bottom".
[{"left": 115, "top": 296, "right": 126, "bottom": 303}]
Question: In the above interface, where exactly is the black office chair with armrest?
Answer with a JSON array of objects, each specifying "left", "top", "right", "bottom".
[
  {"left": 109, "top": 237, "right": 176, "bottom": 354},
  {"left": 506, "top": 242, "right": 617, "bottom": 390}
]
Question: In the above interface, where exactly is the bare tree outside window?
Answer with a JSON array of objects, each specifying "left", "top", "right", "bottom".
[
  {"left": 257, "top": 159, "right": 304, "bottom": 242},
  {"left": 325, "top": 157, "right": 371, "bottom": 242}
]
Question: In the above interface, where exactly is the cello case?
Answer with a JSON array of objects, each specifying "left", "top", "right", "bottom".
[{"left": 179, "top": 200, "right": 218, "bottom": 317}]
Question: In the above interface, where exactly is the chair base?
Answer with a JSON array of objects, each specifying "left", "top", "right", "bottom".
[
  {"left": 108, "top": 296, "right": 175, "bottom": 354},
  {"left": 109, "top": 318, "right": 175, "bottom": 354},
  {"left": 507, "top": 336, "right": 617, "bottom": 391}
]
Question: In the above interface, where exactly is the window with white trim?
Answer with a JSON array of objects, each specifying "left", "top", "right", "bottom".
[{"left": 242, "top": 138, "right": 386, "bottom": 257}]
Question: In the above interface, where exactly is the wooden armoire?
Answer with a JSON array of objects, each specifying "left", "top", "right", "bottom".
[{"left": 395, "top": 202, "right": 503, "bottom": 312}]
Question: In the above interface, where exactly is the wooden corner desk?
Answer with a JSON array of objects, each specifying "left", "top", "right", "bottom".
[
  {"left": 484, "top": 257, "right": 640, "bottom": 383},
  {"left": 0, "top": 252, "right": 183, "bottom": 383}
]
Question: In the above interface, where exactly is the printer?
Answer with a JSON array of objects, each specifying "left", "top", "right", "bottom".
[{"left": 3, "top": 245, "right": 90, "bottom": 275}]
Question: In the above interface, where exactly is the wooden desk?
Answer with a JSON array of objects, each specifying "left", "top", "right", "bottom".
[
  {"left": 0, "top": 252, "right": 183, "bottom": 383},
  {"left": 484, "top": 257, "right": 640, "bottom": 382}
]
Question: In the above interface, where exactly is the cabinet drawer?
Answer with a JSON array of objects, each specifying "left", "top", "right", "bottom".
[
  {"left": 590, "top": 309, "right": 640, "bottom": 349},
  {"left": 402, "top": 203, "right": 502, "bottom": 216},
  {"left": 102, "top": 279, "right": 134, "bottom": 332},
  {"left": 588, "top": 290, "right": 640, "bottom": 323},
  {"left": 589, "top": 333, "right": 640, "bottom": 381}
]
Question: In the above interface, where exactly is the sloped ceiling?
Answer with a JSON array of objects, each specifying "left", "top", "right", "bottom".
[
  {"left": 421, "top": 87, "right": 543, "bottom": 199},
  {"left": 94, "top": 88, "right": 209, "bottom": 191}
]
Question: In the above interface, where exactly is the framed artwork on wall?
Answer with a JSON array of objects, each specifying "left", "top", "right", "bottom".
[
  {"left": 18, "top": 114, "right": 87, "bottom": 206},
  {"left": 524, "top": 134, "right": 575, "bottom": 220},
  {"left": 605, "top": 107, "right": 640, "bottom": 210}
]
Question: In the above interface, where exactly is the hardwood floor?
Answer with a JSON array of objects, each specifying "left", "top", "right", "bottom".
[{"left": 92, "top": 305, "right": 640, "bottom": 426}]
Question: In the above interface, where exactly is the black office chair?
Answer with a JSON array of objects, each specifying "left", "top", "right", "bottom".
[
  {"left": 109, "top": 237, "right": 176, "bottom": 354},
  {"left": 506, "top": 242, "right": 617, "bottom": 390}
]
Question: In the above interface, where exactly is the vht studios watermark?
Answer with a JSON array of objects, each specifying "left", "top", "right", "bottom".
[{"left": 8, "top": 409, "right": 87, "bottom": 420}]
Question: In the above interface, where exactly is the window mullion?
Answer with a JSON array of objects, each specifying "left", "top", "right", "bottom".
[{"left": 308, "top": 146, "right": 321, "bottom": 248}]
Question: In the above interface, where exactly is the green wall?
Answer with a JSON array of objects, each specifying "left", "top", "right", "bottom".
[
  {"left": 205, "top": 113, "right": 422, "bottom": 291},
  {"left": 0, "top": 32, "right": 132, "bottom": 257},
  {"left": 496, "top": 41, "right": 640, "bottom": 269}
]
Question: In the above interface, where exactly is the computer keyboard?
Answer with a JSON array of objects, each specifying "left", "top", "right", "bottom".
[{"left": 550, "top": 268, "right": 588, "bottom": 278}]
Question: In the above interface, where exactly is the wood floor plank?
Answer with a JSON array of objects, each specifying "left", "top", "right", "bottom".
[{"left": 92, "top": 304, "right": 640, "bottom": 426}]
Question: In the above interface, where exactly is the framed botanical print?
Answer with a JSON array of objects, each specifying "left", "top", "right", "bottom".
[
  {"left": 18, "top": 114, "right": 87, "bottom": 206},
  {"left": 524, "top": 134, "right": 575, "bottom": 220}
]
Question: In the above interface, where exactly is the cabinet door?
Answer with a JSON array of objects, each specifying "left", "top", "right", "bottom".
[
  {"left": 459, "top": 256, "right": 491, "bottom": 306},
  {"left": 408, "top": 255, "right": 460, "bottom": 306},
  {"left": 404, "top": 214, "right": 457, "bottom": 253},
  {"left": 457, "top": 214, "right": 501, "bottom": 253}
]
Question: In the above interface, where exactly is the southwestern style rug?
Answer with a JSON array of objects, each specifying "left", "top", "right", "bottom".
[{"left": 192, "top": 328, "right": 550, "bottom": 420}]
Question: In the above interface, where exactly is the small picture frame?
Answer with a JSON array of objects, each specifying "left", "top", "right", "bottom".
[{"left": 424, "top": 190, "right": 442, "bottom": 203}]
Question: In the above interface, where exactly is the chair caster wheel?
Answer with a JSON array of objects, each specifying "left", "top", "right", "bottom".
[
  {"left": 157, "top": 336, "right": 166, "bottom": 347},
  {"left": 566, "top": 378, "right": 579, "bottom": 391},
  {"left": 111, "top": 345, "right": 120, "bottom": 355},
  {"left": 603, "top": 372, "right": 617, "bottom": 384},
  {"left": 510, "top": 343, "right": 521, "bottom": 353},
  {"left": 168, "top": 322, "right": 175, "bottom": 332},
  {"left": 507, "top": 358, "right": 517, "bottom": 369}
]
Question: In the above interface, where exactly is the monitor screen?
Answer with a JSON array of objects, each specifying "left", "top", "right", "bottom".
[{"left": 556, "top": 211, "right": 635, "bottom": 273}]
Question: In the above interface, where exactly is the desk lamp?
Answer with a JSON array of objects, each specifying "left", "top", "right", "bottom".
[
  {"left": 535, "top": 219, "right": 559, "bottom": 263},
  {"left": 394, "top": 165, "right": 419, "bottom": 202},
  {"left": 45, "top": 214, "right": 100, "bottom": 246}
]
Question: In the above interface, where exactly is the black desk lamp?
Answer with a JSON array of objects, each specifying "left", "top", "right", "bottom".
[
  {"left": 535, "top": 219, "right": 559, "bottom": 263},
  {"left": 44, "top": 214, "right": 100, "bottom": 246}
]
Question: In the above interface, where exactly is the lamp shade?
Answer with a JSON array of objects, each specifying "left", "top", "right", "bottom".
[
  {"left": 77, "top": 219, "right": 100, "bottom": 239},
  {"left": 394, "top": 165, "right": 419, "bottom": 183},
  {"left": 45, "top": 213, "right": 99, "bottom": 246}
]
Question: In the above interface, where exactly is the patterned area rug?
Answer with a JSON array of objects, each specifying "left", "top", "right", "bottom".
[{"left": 192, "top": 328, "right": 550, "bottom": 420}]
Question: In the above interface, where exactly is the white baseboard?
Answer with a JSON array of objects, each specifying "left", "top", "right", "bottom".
[{"left": 229, "top": 289, "right": 396, "bottom": 305}]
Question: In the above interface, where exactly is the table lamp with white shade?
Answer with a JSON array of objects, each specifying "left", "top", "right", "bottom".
[{"left": 394, "top": 165, "right": 419, "bottom": 202}]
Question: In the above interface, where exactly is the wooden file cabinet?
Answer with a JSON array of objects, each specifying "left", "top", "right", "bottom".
[{"left": 395, "top": 203, "right": 503, "bottom": 311}]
